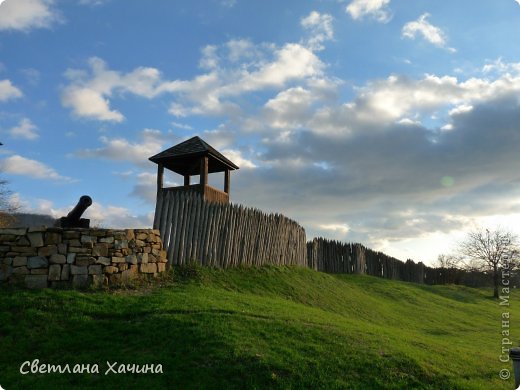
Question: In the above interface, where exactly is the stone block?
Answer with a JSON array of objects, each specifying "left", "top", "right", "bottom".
[
  {"left": 125, "top": 255, "right": 137, "bottom": 265},
  {"left": 68, "top": 247, "right": 89, "bottom": 254},
  {"left": 31, "top": 269, "right": 48, "bottom": 275},
  {"left": 27, "top": 232, "right": 44, "bottom": 247},
  {"left": 104, "top": 265, "right": 118, "bottom": 274},
  {"left": 140, "top": 263, "right": 157, "bottom": 274},
  {"left": 157, "top": 263, "right": 166, "bottom": 272},
  {"left": 2, "top": 257, "right": 12, "bottom": 265},
  {"left": 88, "top": 265, "right": 102, "bottom": 275},
  {"left": 70, "top": 265, "right": 88, "bottom": 275},
  {"left": 48, "top": 264, "right": 61, "bottom": 281},
  {"left": 13, "top": 266, "right": 29, "bottom": 275},
  {"left": 28, "top": 226, "right": 47, "bottom": 233},
  {"left": 0, "top": 234, "right": 16, "bottom": 243},
  {"left": 67, "top": 239, "right": 81, "bottom": 246},
  {"left": 75, "top": 256, "right": 95, "bottom": 266},
  {"left": 72, "top": 274, "right": 89, "bottom": 289},
  {"left": 13, "top": 256, "right": 27, "bottom": 267},
  {"left": 16, "top": 237, "right": 31, "bottom": 246},
  {"left": 44, "top": 232, "right": 61, "bottom": 245},
  {"left": 99, "top": 236, "right": 114, "bottom": 244},
  {"left": 126, "top": 229, "right": 135, "bottom": 241},
  {"left": 67, "top": 253, "right": 76, "bottom": 264},
  {"left": 63, "top": 231, "right": 80, "bottom": 239},
  {"left": 90, "top": 230, "right": 107, "bottom": 237},
  {"left": 25, "top": 275, "right": 48, "bottom": 289},
  {"left": 136, "top": 233, "right": 148, "bottom": 241},
  {"left": 118, "top": 263, "right": 128, "bottom": 271},
  {"left": 50, "top": 254, "right": 66, "bottom": 264},
  {"left": 137, "top": 253, "right": 148, "bottom": 264},
  {"left": 27, "top": 256, "right": 48, "bottom": 269},
  {"left": 96, "top": 256, "right": 111, "bottom": 266},
  {"left": 121, "top": 268, "right": 136, "bottom": 283},
  {"left": 58, "top": 243, "right": 68, "bottom": 255},
  {"left": 80, "top": 235, "right": 96, "bottom": 244},
  {"left": 38, "top": 245, "right": 58, "bottom": 257},
  {"left": 92, "top": 243, "right": 108, "bottom": 257},
  {"left": 11, "top": 246, "right": 37, "bottom": 255},
  {"left": 1, "top": 228, "right": 27, "bottom": 235},
  {"left": 61, "top": 264, "right": 70, "bottom": 280},
  {"left": 111, "top": 256, "right": 125, "bottom": 263},
  {"left": 114, "top": 240, "right": 128, "bottom": 249}
]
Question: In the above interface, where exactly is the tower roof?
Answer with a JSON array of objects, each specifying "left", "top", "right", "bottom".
[{"left": 149, "top": 136, "right": 239, "bottom": 176}]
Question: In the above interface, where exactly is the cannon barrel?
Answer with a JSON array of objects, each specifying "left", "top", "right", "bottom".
[
  {"left": 66, "top": 195, "right": 92, "bottom": 222},
  {"left": 58, "top": 195, "right": 92, "bottom": 228}
]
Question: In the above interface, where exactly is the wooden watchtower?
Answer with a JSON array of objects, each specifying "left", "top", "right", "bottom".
[{"left": 149, "top": 136, "right": 239, "bottom": 205}]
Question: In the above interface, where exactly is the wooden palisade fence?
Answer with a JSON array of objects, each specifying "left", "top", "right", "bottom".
[
  {"left": 154, "top": 190, "right": 493, "bottom": 287},
  {"left": 154, "top": 189, "right": 307, "bottom": 268},
  {"left": 307, "top": 237, "right": 494, "bottom": 287}
]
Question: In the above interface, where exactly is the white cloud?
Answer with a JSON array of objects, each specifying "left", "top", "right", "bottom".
[
  {"left": 346, "top": 0, "right": 392, "bottom": 23},
  {"left": 0, "top": 0, "right": 59, "bottom": 31},
  {"left": 264, "top": 87, "right": 316, "bottom": 129},
  {"left": 75, "top": 129, "right": 163, "bottom": 166},
  {"left": 0, "top": 79, "right": 23, "bottom": 101},
  {"left": 61, "top": 57, "right": 163, "bottom": 122},
  {"left": 226, "top": 43, "right": 324, "bottom": 93},
  {"left": 226, "top": 39, "right": 258, "bottom": 62},
  {"left": 8, "top": 118, "right": 39, "bottom": 140},
  {"left": 402, "top": 13, "right": 455, "bottom": 52},
  {"left": 221, "top": 149, "right": 256, "bottom": 169},
  {"left": 61, "top": 86, "right": 124, "bottom": 122},
  {"left": 199, "top": 45, "right": 219, "bottom": 70},
  {"left": 301, "top": 11, "right": 334, "bottom": 51},
  {"left": 319, "top": 223, "right": 350, "bottom": 234},
  {"left": 0, "top": 155, "right": 70, "bottom": 181},
  {"left": 482, "top": 57, "right": 520, "bottom": 75},
  {"left": 516, "top": 0, "right": 520, "bottom": 5}
]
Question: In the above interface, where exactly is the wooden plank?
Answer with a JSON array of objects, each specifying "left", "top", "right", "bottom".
[{"left": 162, "top": 191, "right": 175, "bottom": 263}]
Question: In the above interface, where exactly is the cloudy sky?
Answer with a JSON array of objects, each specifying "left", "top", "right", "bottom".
[{"left": 1, "top": 0, "right": 520, "bottom": 265}]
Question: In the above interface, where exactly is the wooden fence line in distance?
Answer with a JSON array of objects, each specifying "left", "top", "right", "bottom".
[{"left": 307, "top": 237, "right": 493, "bottom": 287}]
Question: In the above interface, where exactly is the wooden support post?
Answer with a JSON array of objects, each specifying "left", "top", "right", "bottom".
[
  {"left": 184, "top": 175, "right": 190, "bottom": 186},
  {"left": 157, "top": 164, "right": 164, "bottom": 193},
  {"left": 224, "top": 169, "right": 230, "bottom": 194},
  {"left": 200, "top": 156, "right": 208, "bottom": 199}
]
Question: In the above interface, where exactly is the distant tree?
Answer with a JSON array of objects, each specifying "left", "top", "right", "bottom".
[
  {"left": 458, "top": 228, "right": 519, "bottom": 298},
  {"left": 435, "top": 254, "right": 462, "bottom": 269},
  {"left": 0, "top": 176, "right": 18, "bottom": 227}
]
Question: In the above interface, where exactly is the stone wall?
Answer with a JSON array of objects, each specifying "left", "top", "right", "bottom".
[{"left": 0, "top": 227, "right": 167, "bottom": 289}]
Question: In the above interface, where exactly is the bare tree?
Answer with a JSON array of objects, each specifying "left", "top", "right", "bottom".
[
  {"left": 458, "top": 228, "right": 519, "bottom": 298},
  {"left": 0, "top": 177, "right": 18, "bottom": 227},
  {"left": 435, "top": 253, "right": 462, "bottom": 269}
]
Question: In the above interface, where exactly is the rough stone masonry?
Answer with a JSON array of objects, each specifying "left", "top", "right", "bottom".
[{"left": 0, "top": 227, "right": 168, "bottom": 289}]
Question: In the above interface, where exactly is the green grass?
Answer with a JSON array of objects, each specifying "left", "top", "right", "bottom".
[{"left": 0, "top": 265, "right": 518, "bottom": 389}]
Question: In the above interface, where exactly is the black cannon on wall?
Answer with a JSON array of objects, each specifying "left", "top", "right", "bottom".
[{"left": 57, "top": 195, "right": 93, "bottom": 228}]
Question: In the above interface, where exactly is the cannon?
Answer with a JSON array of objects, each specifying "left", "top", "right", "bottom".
[{"left": 58, "top": 195, "right": 93, "bottom": 228}]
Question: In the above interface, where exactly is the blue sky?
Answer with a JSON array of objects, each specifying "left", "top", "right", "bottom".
[{"left": 1, "top": 0, "right": 520, "bottom": 265}]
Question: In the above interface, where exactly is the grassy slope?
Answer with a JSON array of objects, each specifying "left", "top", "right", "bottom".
[{"left": 0, "top": 266, "right": 518, "bottom": 389}]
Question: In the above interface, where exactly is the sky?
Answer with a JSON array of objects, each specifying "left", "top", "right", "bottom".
[{"left": 1, "top": 0, "right": 520, "bottom": 266}]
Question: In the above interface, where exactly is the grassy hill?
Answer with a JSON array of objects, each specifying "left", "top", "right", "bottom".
[{"left": 0, "top": 265, "right": 518, "bottom": 389}]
